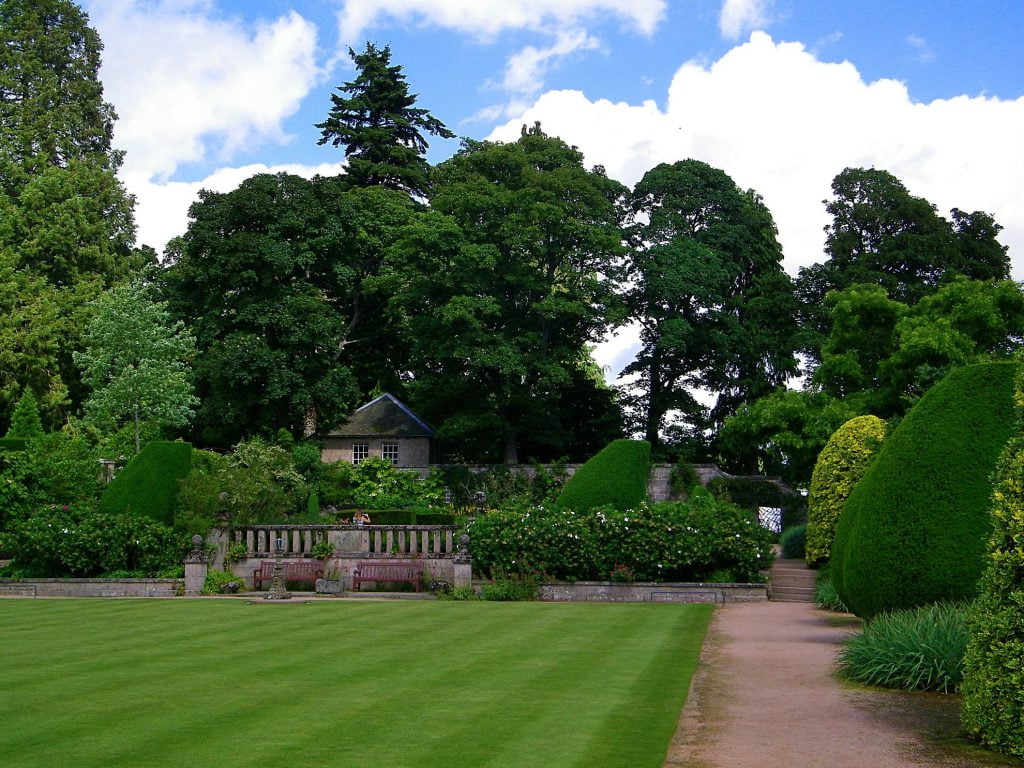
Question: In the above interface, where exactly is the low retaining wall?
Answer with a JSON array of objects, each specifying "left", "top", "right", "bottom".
[
  {"left": 537, "top": 581, "right": 767, "bottom": 604},
  {"left": 0, "top": 578, "right": 182, "bottom": 598}
]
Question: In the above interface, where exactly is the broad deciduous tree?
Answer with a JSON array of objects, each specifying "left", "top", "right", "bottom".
[
  {"left": 75, "top": 277, "right": 197, "bottom": 452},
  {"left": 396, "top": 126, "right": 626, "bottom": 462}
]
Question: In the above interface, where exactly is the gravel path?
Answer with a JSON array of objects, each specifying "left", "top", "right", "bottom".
[{"left": 664, "top": 601, "right": 1019, "bottom": 768}]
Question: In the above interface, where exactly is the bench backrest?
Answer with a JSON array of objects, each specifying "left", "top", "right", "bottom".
[
  {"left": 358, "top": 562, "right": 422, "bottom": 577},
  {"left": 256, "top": 560, "right": 322, "bottom": 576}
]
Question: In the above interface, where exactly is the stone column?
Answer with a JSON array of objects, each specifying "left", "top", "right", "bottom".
[
  {"left": 183, "top": 534, "right": 208, "bottom": 596},
  {"left": 452, "top": 533, "right": 472, "bottom": 588}
]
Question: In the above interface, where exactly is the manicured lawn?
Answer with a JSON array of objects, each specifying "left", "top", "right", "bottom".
[{"left": 0, "top": 599, "right": 711, "bottom": 768}]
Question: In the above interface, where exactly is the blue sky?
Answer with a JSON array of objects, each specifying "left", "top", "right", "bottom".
[{"left": 80, "top": 0, "right": 1024, "bottom": 372}]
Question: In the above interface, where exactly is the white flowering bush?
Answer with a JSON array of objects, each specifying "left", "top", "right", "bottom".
[{"left": 470, "top": 494, "right": 774, "bottom": 582}]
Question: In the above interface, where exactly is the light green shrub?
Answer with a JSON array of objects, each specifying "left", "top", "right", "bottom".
[
  {"left": 805, "top": 415, "right": 887, "bottom": 565},
  {"left": 556, "top": 439, "right": 651, "bottom": 512}
]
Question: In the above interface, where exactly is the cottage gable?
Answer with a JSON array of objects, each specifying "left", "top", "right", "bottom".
[{"left": 320, "top": 394, "right": 433, "bottom": 467}]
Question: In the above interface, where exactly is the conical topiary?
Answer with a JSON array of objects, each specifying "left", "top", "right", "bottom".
[{"left": 556, "top": 439, "right": 651, "bottom": 512}]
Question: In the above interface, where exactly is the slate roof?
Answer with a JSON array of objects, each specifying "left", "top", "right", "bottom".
[{"left": 324, "top": 393, "right": 435, "bottom": 438}]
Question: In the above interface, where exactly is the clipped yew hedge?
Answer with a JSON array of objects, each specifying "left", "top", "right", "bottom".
[
  {"left": 832, "top": 362, "right": 1016, "bottom": 619},
  {"left": 99, "top": 441, "right": 193, "bottom": 526},
  {"left": 556, "top": 439, "right": 651, "bottom": 512},
  {"left": 805, "top": 415, "right": 888, "bottom": 566},
  {"left": 961, "top": 361, "right": 1024, "bottom": 758}
]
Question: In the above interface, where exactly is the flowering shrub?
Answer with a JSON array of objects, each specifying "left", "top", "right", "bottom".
[
  {"left": 470, "top": 495, "right": 774, "bottom": 583},
  {"left": 4, "top": 504, "right": 179, "bottom": 577}
]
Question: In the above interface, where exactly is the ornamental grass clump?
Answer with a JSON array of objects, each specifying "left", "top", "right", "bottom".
[{"left": 836, "top": 602, "right": 970, "bottom": 693}]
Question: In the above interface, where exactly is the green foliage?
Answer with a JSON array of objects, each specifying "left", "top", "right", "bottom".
[
  {"left": 164, "top": 176, "right": 417, "bottom": 442},
  {"left": 99, "top": 440, "right": 193, "bottom": 526},
  {"left": 718, "top": 388, "right": 859, "bottom": 486},
  {"left": 836, "top": 602, "right": 970, "bottom": 693},
  {"left": 470, "top": 496, "right": 774, "bottom": 583},
  {"left": 669, "top": 457, "right": 701, "bottom": 497},
  {"left": 5, "top": 503, "right": 178, "bottom": 577},
  {"left": 556, "top": 439, "right": 651, "bottom": 513},
  {"left": 201, "top": 569, "right": 241, "bottom": 595},
  {"left": 317, "top": 458, "right": 444, "bottom": 511},
  {"left": 175, "top": 438, "right": 307, "bottom": 529},
  {"left": 225, "top": 542, "right": 247, "bottom": 564},
  {"left": 832, "top": 362, "right": 1016, "bottom": 618},
  {"left": 481, "top": 574, "right": 538, "bottom": 601},
  {"left": 805, "top": 415, "right": 887, "bottom": 565},
  {"left": 0, "top": 437, "right": 28, "bottom": 452},
  {"left": 961, "top": 358, "right": 1024, "bottom": 758},
  {"left": 0, "top": 0, "right": 121, "bottom": 190},
  {"left": 779, "top": 524, "right": 807, "bottom": 559},
  {"left": 5, "top": 388, "right": 43, "bottom": 438},
  {"left": 621, "top": 160, "right": 798, "bottom": 453},
  {"left": 403, "top": 126, "right": 627, "bottom": 462},
  {"left": 75, "top": 278, "right": 197, "bottom": 453},
  {"left": 814, "top": 566, "right": 848, "bottom": 612},
  {"left": 310, "top": 538, "right": 334, "bottom": 560},
  {"left": 796, "top": 167, "right": 1009, "bottom": 352},
  {"left": 316, "top": 42, "right": 453, "bottom": 198}
]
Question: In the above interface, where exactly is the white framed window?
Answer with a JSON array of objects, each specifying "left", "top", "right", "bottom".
[
  {"left": 351, "top": 443, "right": 369, "bottom": 465},
  {"left": 381, "top": 442, "right": 399, "bottom": 465}
]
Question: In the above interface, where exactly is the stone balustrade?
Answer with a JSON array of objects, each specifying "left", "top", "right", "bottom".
[{"left": 232, "top": 524, "right": 458, "bottom": 558}]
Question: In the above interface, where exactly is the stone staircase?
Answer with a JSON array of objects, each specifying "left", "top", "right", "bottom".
[{"left": 769, "top": 557, "right": 817, "bottom": 603}]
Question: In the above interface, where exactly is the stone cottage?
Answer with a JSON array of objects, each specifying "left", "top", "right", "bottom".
[{"left": 319, "top": 393, "right": 434, "bottom": 468}]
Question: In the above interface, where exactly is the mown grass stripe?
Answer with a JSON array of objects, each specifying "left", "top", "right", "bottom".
[{"left": 1, "top": 600, "right": 711, "bottom": 768}]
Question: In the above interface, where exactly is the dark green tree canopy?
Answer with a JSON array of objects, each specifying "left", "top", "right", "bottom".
[
  {"left": 163, "top": 173, "right": 423, "bottom": 444},
  {"left": 0, "top": 0, "right": 120, "bottom": 192},
  {"left": 620, "top": 160, "right": 798, "bottom": 458},
  {"left": 317, "top": 43, "right": 454, "bottom": 197},
  {"left": 393, "top": 127, "right": 626, "bottom": 462},
  {"left": 796, "top": 167, "right": 1009, "bottom": 356}
]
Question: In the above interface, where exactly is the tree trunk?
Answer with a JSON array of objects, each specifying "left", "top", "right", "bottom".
[{"left": 503, "top": 432, "right": 519, "bottom": 465}]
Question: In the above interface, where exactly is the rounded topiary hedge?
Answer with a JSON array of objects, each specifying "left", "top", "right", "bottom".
[
  {"left": 832, "top": 362, "right": 1016, "bottom": 619},
  {"left": 805, "top": 415, "right": 888, "bottom": 566},
  {"left": 99, "top": 441, "right": 193, "bottom": 526},
  {"left": 556, "top": 439, "right": 651, "bottom": 512}
]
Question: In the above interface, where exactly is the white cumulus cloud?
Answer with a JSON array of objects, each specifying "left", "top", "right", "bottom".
[
  {"left": 86, "top": 0, "right": 321, "bottom": 181},
  {"left": 335, "top": 0, "right": 665, "bottom": 44},
  {"left": 489, "top": 32, "right": 1024, "bottom": 281},
  {"left": 719, "top": 0, "right": 775, "bottom": 39}
]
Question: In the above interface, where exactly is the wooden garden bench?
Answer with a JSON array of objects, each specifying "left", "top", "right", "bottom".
[
  {"left": 252, "top": 560, "right": 323, "bottom": 590},
  {"left": 352, "top": 561, "right": 423, "bottom": 592}
]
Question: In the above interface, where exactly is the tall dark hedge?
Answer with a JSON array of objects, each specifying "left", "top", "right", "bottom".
[
  {"left": 99, "top": 441, "right": 193, "bottom": 526},
  {"left": 832, "top": 362, "right": 1016, "bottom": 619},
  {"left": 961, "top": 358, "right": 1024, "bottom": 757},
  {"left": 556, "top": 439, "right": 651, "bottom": 512}
]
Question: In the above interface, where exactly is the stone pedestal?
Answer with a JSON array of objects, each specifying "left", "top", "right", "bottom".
[
  {"left": 184, "top": 559, "right": 207, "bottom": 596},
  {"left": 452, "top": 560, "right": 472, "bottom": 588}
]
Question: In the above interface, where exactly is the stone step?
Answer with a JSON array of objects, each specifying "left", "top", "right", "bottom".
[{"left": 771, "top": 593, "right": 816, "bottom": 602}]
